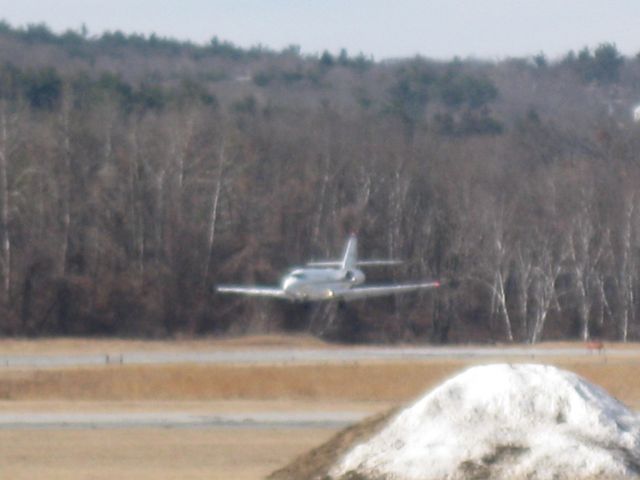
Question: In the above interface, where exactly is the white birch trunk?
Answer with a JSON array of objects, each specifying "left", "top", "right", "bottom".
[
  {"left": 618, "top": 196, "right": 636, "bottom": 342},
  {"left": 495, "top": 271, "right": 513, "bottom": 341}
]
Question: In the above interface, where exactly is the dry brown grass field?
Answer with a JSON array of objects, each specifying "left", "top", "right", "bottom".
[
  {"left": 0, "top": 337, "right": 639, "bottom": 479},
  {"left": 0, "top": 428, "right": 335, "bottom": 480},
  {"left": 1, "top": 356, "right": 639, "bottom": 406}
]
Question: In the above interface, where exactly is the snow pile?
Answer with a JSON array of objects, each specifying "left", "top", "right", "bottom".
[{"left": 331, "top": 364, "right": 640, "bottom": 480}]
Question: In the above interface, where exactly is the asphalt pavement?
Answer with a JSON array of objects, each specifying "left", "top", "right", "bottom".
[
  {"left": 0, "top": 345, "right": 629, "bottom": 368},
  {"left": 0, "top": 410, "right": 367, "bottom": 430}
]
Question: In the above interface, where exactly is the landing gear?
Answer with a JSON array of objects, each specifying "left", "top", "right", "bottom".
[{"left": 307, "top": 301, "right": 338, "bottom": 336}]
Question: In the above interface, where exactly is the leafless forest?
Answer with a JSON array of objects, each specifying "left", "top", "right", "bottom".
[{"left": 1, "top": 23, "right": 640, "bottom": 343}]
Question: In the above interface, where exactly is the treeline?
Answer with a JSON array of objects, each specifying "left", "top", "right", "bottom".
[
  {"left": 0, "top": 22, "right": 639, "bottom": 343},
  {"left": 0, "top": 64, "right": 217, "bottom": 112},
  {"left": 0, "top": 21, "right": 266, "bottom": 60}
]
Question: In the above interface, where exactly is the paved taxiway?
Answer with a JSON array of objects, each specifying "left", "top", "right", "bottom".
[
  {"left": 0, "top": 411, "right": 367, "bottom": 430},
  {"left": 0, "top": 345, "right": 628, "bottom": 368}
]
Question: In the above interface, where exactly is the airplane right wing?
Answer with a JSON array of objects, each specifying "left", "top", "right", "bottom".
[
  {"left": 216, "top": 285, "right": 288, "bottom": 298},
  {"left": 336, "top": 281, "right": 440, "bottom": 301}
]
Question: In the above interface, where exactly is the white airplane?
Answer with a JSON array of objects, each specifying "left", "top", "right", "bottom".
[{"left": 217, "top": 235, "right": 440, "bottom": 301}]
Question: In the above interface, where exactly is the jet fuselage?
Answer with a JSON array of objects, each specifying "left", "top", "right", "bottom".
[{"left": 281, "top": 267, "right": 365, "bottom": 300}]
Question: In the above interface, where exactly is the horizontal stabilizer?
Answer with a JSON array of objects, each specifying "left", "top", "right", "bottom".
[
  {"left": 307, "top": 259, "right": 402, "bottom": 267},
  {"left": 356, "top": 260, "right": 403, "bottom": 267}
]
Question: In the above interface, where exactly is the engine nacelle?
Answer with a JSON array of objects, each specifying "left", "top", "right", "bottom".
[{"left": 344, "top": 269, "right": 365, "bottom": 284}]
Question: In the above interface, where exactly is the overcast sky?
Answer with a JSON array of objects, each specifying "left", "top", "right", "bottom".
[{"left": 1, "top": 0, "right": 639, "bottom": 60}]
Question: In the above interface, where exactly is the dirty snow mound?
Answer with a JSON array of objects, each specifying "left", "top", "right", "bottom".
[{"left": 332, "top": 364, "right": 640, "bottom": 480}]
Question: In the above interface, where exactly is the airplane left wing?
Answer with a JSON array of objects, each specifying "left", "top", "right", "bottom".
[
  {"left": 336, "top": 281, "right": 440, "bottom": 301},
  {"left": 216, "top": 285, "right": 288, "bottom": 298}
]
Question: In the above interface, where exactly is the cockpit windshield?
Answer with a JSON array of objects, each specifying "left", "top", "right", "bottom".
[{"left": 291, "top": 272, "right": 306, "bottom": 280}]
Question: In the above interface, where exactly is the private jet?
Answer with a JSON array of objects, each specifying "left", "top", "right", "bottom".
[{"left": 216, "top": 235, "right": 440, "bottom": 301}]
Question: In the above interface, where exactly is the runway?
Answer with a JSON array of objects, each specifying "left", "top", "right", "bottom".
[
  {"left": 0, "top": 345, "right": 626, "bottom": 368},
  {"left": 0, "top": 410, "right": 368, "bottom": 430}
]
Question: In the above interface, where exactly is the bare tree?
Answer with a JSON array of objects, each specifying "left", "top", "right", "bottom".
[
  {"left": 511, "top": 241, "right": 534, "bottom": 341},
  {"left": 203, "top": 139, "right": 227, "bottom": 285},
  {"left": 615, "top": 191, "right": 639, "bottom": 342},
  {"left": 0, "top": 102, "right": 13, "bottom": 300},
  {"left": 529, "top": 235, "right": 566, "bottom": 343},
  {"left": 127, "top": 121, "right": 146, "bottom": 276},
  {"left": 57, "top": 92, "right": 73, "bottom": 277},
  {"left": 476, "top": 197, "right": 514, "bottom": 341},
  {"left": 565, "top": 178, "right": 611, "bottom": 341}
]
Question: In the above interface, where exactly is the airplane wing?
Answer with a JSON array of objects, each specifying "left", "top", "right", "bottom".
[
  {"left": 336, "top": 281, "right": 440, "bottom": 301},
  {"left": 216, "top": 285, "right": 288, "bottom": 298}
]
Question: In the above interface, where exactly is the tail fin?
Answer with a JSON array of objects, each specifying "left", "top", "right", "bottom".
[{"left": 341, "top": 234, "right": 358, "bottom": 270}]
